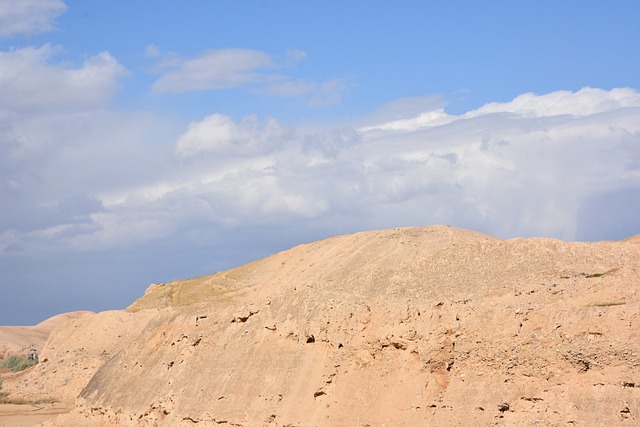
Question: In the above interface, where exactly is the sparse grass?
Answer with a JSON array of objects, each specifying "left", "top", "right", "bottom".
[
  {"left": 0, "top": 394, "right": 57, "bottom": 405},
  {"left": 0, "top": 355, "right": 37, "bottom": 372},
  {"left": 0, "top": 378, "right": 9, "bottom": 402},
  {"left": 586, "top": 300, "right": 626, "bottom": 307},
  {"left": 0, "top": 377, "right": 56, "bottom": 405},
  {"left": 0, "top": 393, "right": 14, "bottom": 404}
]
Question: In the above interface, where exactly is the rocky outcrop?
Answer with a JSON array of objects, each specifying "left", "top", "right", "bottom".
[{"left": 7, "top": 226, "right": 640, "bottom": 425}]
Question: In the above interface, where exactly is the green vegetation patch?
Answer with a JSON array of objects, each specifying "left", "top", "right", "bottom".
[{"left": 0, "top": 354, "right": 38, "bottom": 372}]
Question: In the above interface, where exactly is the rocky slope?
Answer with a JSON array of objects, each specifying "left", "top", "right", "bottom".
[{"left": 3, "top": 226, "right": 639, "bottom": 426}]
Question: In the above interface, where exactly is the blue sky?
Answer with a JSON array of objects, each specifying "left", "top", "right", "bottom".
[{"left": 1, "top": 0, "right": 639, "bottom": 324}]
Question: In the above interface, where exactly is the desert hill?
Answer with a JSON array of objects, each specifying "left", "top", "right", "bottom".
[
  {"left": 2, "top": 226, "right": 639, "bottom": 426},
  {"left": 0, "top": 311, "right": 92, "bottom": 359}
]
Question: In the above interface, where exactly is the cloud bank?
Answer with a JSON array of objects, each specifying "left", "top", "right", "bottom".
[
  {"left": 3, "top": 87, "right": 638, "bottom": 261},
  {"left": 157, "top": 87, "right": 640, "bottom": 242}
]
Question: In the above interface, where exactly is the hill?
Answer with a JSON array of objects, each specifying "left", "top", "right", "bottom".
[
  {"left": 0, "top": 312, "right": 92, "bottom": 360},
  {"left": 2, "top": 226, "right": 639, "bottom": 426}
]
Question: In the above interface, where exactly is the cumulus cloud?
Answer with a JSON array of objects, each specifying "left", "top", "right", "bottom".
[
  {"left": 0, "top": 43, "right": 127, "bottom": 244},
  {"left": 361, "top": 94, "right": 447, "bottom": 124},
  {"left": 88, "top": 88, "right": 627, "bottom": 248},
  {"left": 352, "top": 88, "right": 640, "bottom": 239},
  {"left": 165, "top": 87, "right": 639, "bottom": 241},
  {"left": 174, "top": 114, "right": 292, "bottom": 158},
  {"left": 361, "top": 87, "right": 640, "bottom": 132},
  {"left": 2, "top": 87, "right": 639, "bottom": 261},
  {"left": 0, "top": 0, "right": 66, "bottom": 38},
  {"left": 0, "top": 110, "right": 178, "bottom": 254},
  {"left": 0, "top": 44, "right": 128, "bottom": 112},
  {"left": 468, "top": 87, "right": 640, "bottom": 118}
]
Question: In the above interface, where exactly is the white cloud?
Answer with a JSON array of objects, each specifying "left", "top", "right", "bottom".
[
  {"left": 468, "top": 87, "right": 640, "bottom": 118},
  {"left": 356, "top": 94, "right": 453, "bottom": 132},
  {"left": 359, "top": 94, "right": 447, "bottom": 125},
  {"left": 0, "top": 0, "right": 66, "bottom": 38},
  {"left": 308, "top": 77, "right": 353, "bottom": 107},
  {"left": 174, "top": 114, "right": 292, "bottom": 158},
  {"left": 0, "top": 44, "right": 127, "bottom": 112},
  {"left": 143, "top": 44, "right": 161, "bottom": 58},
  {"left": 150, "top": 47, "right": 352, "bottom": 105},
  {"left": 253, "top": 75, "right": 354, "bottom": 107},
  {"left": 358, "top": 109, "right": 455, "bottom": 132},
  {"left": 0, "top": 109, "right": 178, "bottom": 253},
  {"left": 285, "top": 49, "right": 307, "bottom": 66},
  {"left": 361, "top": 87, "right": 640, "bottom": 132},
  {"left": 256, "top": 75, "right": 317, "bottom": 97},
  {"left": 152, "top": 48, "right": 274, "bottom": 93},
  {"left": 166, "top": 87, "right": 639, "bottom": 242},
  {"left": 2, "top": 87, "right": 639, "bottom": 258}
]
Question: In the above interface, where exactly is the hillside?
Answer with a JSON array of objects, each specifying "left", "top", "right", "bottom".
[
  {"left": 0, "top": 312, "right": 92, "bottom": 359},
  {"left": 2, "top": 226, "right": 639, "bottom": 426}
]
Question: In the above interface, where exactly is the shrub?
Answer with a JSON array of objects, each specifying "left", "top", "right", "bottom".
[
  {"left": 0, "top": 378, "right": 8, "bottom": 402},
  {"left": 0, "top": 354, "right": 38, "bottom": 372}
]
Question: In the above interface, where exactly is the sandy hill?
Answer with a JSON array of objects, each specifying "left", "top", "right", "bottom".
[
  {"left": 0, "top": 312, "right": 92, "bottom": 359},
  {"left": 1, "top": 226, "right": 639, "bottom": 426}
]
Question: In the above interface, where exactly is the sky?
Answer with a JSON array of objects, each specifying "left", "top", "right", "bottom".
[{"left": 1, "top": 0, "right": 639, "bottom": 325}]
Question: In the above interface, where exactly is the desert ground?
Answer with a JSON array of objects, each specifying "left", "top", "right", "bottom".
[
  {"left": 0, "top": 402, "right": 72, "bottom": 427},
  {"left": 1, "top": 226, "right": 639, "bottom": 426},
  {"left": 0, "top": 312, "right": 89, "bottom": 426}
]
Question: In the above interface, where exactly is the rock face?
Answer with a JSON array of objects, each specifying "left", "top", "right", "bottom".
[{"left": 6, "top": 226, "right": 640, "bottom": 426}]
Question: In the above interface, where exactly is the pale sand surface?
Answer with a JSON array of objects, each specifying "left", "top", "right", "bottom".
[{"left": 0, "top": 403, "right": 71, "bottom": 427}]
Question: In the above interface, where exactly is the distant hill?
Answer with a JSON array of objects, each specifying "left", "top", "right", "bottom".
[{"left": 0, "top": 312, "right": 92, "bottom": 359}]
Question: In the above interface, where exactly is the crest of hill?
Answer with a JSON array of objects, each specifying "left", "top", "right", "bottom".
[
  {"left": 127, "top": 226, "right": 496, "bottom": 311},
  {"left": 622, "top": 233, "right": 640, "bottom": 244},
  {"left": 128, "top": 225, "right": 634, "bottom": 313},
  {"left": 0, "top": 311, "right": 92, "bottom": 357}
]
